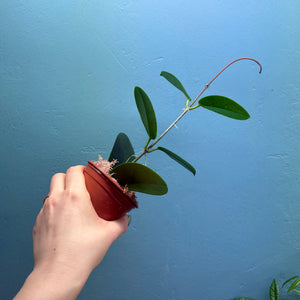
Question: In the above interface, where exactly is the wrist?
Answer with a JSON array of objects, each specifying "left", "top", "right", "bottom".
[{"left": 14, "top": 263, "right": 91, "bottom": 300}]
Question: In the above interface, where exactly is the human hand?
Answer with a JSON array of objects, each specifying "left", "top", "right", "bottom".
[{"left": 14, "top": 165, "right": 129, "bottom": 300}]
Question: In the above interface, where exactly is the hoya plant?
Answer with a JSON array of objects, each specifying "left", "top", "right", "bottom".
[{"left": 105, "top": 57, "right": 262, "bottom": 195}]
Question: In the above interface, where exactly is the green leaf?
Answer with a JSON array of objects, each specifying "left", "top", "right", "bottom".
[
  {"left": 282, "top": 276, "right": 299, "bottom": 288},
  {"left": 134, "top": 86, "right": 157, "bottom": 139},
  {"left": 108, "top": 133, "right": 135, "bottom": 166},
  {"left": 270, "top": 279, "right": 279, "bottom": 300},
  {"left": 111, "top": 162, "right": 168, "bottom": 195},
  {"left": 157, "top": 147, "right": 196, "bottom": 175},
  {"left": 198, "top": 95, "right": 250, "bottom": 120},
  {"left": 160, "top": 71, "right": 191, "bottom": 100},
  {"left": 288, "top": 277, "right": 300, "bottom": 292}
]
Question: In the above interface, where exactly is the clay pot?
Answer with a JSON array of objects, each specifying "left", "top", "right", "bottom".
[{"left": 83, "top": 161, "right": 138, "bottom": 221}]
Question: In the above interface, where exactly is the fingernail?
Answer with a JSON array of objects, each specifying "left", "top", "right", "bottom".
[{"left": 128, "top": 215, "right": 132, "bottom": 226}]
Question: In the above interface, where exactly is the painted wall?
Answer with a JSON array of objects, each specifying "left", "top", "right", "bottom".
[{"left": 1, "top": 1, "right": 299, "bottom": 299}]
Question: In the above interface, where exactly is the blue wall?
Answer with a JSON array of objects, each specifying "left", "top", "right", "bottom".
[{"left": 1, "top": 1, "right": 299, "bottom": 299}]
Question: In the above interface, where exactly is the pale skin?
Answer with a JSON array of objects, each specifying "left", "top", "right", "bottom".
[{"left": 14, "top": 165, "right": 129, "bottom": 300}]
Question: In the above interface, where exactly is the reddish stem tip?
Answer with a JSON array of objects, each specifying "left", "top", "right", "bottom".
[
  {"left": 232, "top": 57, "right": 262, "bottom": 74},
  {"left": 207, "top": 57, "right": 262, "bottom": 88}
]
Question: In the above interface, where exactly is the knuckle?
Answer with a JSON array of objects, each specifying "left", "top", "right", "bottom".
[
  {"left": 65, "top": 189, "right": 80, "bottom": 202},
  {"left": 46, "top": 195, "right": 58, "bottom": 207}
]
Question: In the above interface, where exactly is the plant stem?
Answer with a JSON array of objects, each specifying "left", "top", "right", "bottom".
[
  {"left": 133, "top": 57, "right": 262, "bottom": 163},
  {"left": 144, "top": 137, "right": 151, "bottom": 150}
]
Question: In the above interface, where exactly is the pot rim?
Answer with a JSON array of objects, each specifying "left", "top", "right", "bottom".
[{"left": 87, "top": 160, "right": 138, "bottom": 208}]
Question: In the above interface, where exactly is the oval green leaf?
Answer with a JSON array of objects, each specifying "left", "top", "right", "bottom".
[
  {"left": 134, "top": 86, "right": 157, "bottom": 139},
  {"left": 270, "top": 279, "right": 279, "bottom": 300},
  {"left": 160, "top": 71, "right": 190, "bottom": 100},
  {"left": 111, "top": 162, "right": 168, "bottom": 195},
  {"left": 157, "top": 147, "right": 196, "bottom": 175},
  {"left": 108, "top": 133, "right": 135, "bottom": 166},
  {"left": 198, "top": 95, "right": 250, "bottom": 120}
]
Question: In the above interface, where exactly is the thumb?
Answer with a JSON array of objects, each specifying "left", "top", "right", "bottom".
[{"left": 101, "top": 215, "right": 130, "bottom": 242}]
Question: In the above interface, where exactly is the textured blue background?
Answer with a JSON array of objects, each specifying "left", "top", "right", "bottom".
[{"left": 1, "top": 1, "right": 299, "bottom": 299}]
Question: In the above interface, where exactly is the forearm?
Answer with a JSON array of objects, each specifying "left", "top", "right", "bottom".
[{"left": 13, "top": 264, "right": 90, "bottom": 300}]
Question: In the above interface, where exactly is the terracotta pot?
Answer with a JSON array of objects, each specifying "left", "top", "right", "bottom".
[{"left": 83, "top": 161, "right": 138, "bottom": 221}]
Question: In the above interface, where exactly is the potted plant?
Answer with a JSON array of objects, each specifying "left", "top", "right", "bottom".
[
  {"left": 83, "top": 57, "right": 262, "bottom": 220},
  {"left": 233, "top": 275, "right": 300, "bottom": 300}
]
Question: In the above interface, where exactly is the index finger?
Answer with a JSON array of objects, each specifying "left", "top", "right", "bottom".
[{"left": 65, "top": 165, "right": 87, "bottom": 193}]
